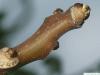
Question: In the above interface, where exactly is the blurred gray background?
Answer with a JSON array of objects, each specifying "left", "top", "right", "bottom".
[{"left": 0, "top": 0, "right": 100, "bottom": 75}]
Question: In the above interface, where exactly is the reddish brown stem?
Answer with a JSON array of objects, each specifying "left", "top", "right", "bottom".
[
  {"left": 14, "top": 3, "right": 90, "bottom": 64},
  {"left": 0, "top": 3, "right": 90, "bottom": 74}
]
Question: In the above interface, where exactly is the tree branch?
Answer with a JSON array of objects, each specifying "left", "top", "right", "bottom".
[{"left": 0, "top": 3, "right": 90, "bottom": 74}]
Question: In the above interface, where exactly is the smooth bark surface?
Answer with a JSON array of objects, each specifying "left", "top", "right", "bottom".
[{"left": 0, "top": 3, "right": 90, "bottom": 74}]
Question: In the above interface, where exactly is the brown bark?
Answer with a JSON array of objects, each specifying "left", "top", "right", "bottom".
[{"left": 0, "top": 3, "right": 90, "bottom": 74}]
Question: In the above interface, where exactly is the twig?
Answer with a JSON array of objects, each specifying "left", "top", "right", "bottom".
[{"left": 0, "top": 3, "right": 90, "bottom": 74}]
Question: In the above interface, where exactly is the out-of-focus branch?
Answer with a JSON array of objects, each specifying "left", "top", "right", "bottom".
[{"left": 0, "top": 3, "right": 90, "bottom": 74}]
